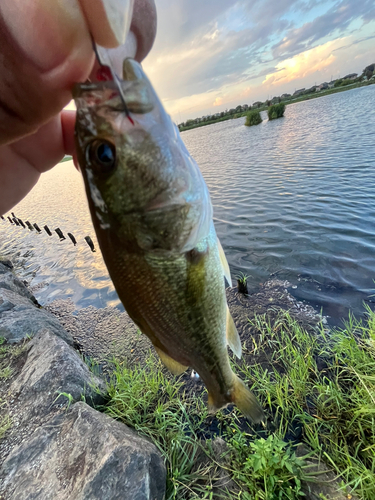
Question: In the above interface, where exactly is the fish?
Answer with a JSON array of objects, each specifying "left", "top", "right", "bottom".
[{"left": 73, "top": 58, "right": 264, "bottom": 423}]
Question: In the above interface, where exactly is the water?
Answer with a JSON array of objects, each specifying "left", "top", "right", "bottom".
[{"left": 1, "top": 85, "right": 375, "bottom": 324}]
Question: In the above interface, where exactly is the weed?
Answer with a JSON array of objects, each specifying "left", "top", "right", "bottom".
[
  {"left": 0, "top": 365, "right": 13, "bottom": 379},
  {"left": 0, "top": 414, "right": 11, "bottom": 441},
  {"left": 104, "top": 308, "right": 375, "bottom": 499},
  {"left": 268, "top": 103, "right": 286, "bottom": 120},
  {"left": 235, "top": 272, "right": 249, "bottom": 285},
  {"left": 245, "top": 110, "right": 262, "bottom": 126},
  {"left": 54, "top": 392, "right": 74, "bottom": 410},
  {"left": 230, "top": 433, "right": 307, "bottom": 499}
]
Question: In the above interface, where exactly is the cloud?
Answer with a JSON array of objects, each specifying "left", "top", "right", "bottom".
[
  {"left": 263, "top": 38, "right": 341, "bottom": 87},
  {"left": 272, "top": 0, "right": 375, "bottom": 58},
  {"left": 143, "top": 0, "right": 375, "bottom": 120}
]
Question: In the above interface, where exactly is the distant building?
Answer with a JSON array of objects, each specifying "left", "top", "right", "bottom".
[
  {"left": 280, "top": 93, "right": 291, "bottom": 100},
  {"left": 252, "top": 101, "right": 263, "bottom": 108},
  {"left": 293, "top": 88, "right": 305, "bottom": 96},
  {"left": 317, "top": 82, "right": 329, "bottom": 91}
]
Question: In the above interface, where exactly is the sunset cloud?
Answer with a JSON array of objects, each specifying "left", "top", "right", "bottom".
[
  {"left": 263, "top": 39, "right": 341, "bottom": 87},
  {"left": 140, "top": 0, "right": 375, "bottom": 121}
]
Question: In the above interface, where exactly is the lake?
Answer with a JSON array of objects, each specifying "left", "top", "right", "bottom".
[{"left": 1, "top": 84, "right": 375, "bottom": 325}]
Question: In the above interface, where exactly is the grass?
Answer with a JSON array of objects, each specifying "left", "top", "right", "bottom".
[
  {"left": 0, "top": 335, "right": 30, "bottom": 386},
  {"left": 235, "top": 272, "right": 249, "bottom": 285},
  {"left": 104, "top": 307, "right": 375, "bottom": 499},
  {"left": 245, "top": 110, "right": 262, "bottom": 127},
  {"left": 267, "top": 103, "right": 286, "bottom": 120},
  {"left": 0, "top": 412, "right": 11, "bottom": 441}
]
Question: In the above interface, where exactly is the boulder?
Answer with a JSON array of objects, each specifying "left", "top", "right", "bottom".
[
  {"left": 0, "top": 288, "right": 33, "bottom": 314},
  {"left": 0, "top": 299, "right": 73, "bottom": 345},
  {"left": 8, "top": 330, "right": 106, "bottom": 425},
  {"left": 0, "top": 264, "right": 37, "bottom": 304},
  {"left": 1, "top": 402, "right": 166, "bottom": 500}
]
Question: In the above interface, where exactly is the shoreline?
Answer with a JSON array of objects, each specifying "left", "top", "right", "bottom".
[
  {"left": 1, "top": 262, "right": 374, "bottom": 499},
  {"left": 179, "top": 80, "right": 375, "bottom": 132}
]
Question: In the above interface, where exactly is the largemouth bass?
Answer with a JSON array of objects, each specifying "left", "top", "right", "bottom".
[{"left": 73, "top": 59, "right": 264, "bottom": 423}]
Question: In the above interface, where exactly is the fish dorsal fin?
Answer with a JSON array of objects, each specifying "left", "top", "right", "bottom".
[
  {"left": 154, "top": 347, "right": 188, "bottom": 375},
  {"left": 217, "top": 238, "right": 231, "bottom": 286},
  {"left": 226, "top": 307, "right": 242, "bottom": 359}
]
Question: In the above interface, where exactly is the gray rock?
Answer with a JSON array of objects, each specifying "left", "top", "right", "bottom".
[
  {"left": 1, "top": 402, "right": 166, "bottom": 500},
  {"left": 0, "top": 288, "right": 34, "bottom": 315},
  {"left": 9, "top": 330, "right": 107, "bottom": 425},
  {"left": 0, "top": 268, "right": 37, "bottom": 303},
  {"left": 0, "top": 301, "right": 73, "bottom": 345}
]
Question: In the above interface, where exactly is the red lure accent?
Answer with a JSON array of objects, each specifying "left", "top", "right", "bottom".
[
  {"left": 96, "top": 65, "right": 134, "bottom": 125},
  {"left": 96, "top": 66, "right": 113, "bottom": 81}
]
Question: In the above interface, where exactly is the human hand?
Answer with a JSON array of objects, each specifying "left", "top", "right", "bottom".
[{"left": 0, "top": 0, "right": 157, "bottom": 214}]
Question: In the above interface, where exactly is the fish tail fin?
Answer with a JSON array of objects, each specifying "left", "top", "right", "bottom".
[{"left": 231, "top": 375, "right": 265, "bottom": 423}]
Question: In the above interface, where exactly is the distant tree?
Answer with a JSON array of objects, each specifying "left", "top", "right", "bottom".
[
  {"left": 363, "top": 63, "right": 375, "bottom": 80},
  {"left": 266, "top": 99, "right": 271, "bottom": 107},
  {"left": 235, "top": 105, "right": 242, "bottom": 113},
  {"left": 334, "top": 79, "right": 343, "bottom": 87}
]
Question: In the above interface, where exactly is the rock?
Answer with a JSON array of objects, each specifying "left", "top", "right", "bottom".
[
  {"left": 1, "top": 402, "right": 166, "bottom": 500},
  {"left": 46, "top": 299, "right": 153, "bottom": 373},
  {"left": 0, "top": 266, "right": 37, "bottom": 304},
  {"left": 0, "top": 300, "right": 73, "bottom": 345},
  {"left": 0, "top": 288, "right": 34, "bottom": 314},
  {"left": 9, "top": 330, "right": 107, "bottom": 426}
]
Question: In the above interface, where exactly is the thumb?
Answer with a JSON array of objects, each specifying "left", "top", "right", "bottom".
[{"left": 0, "top": 1, "right": 117, "bottom": 146}]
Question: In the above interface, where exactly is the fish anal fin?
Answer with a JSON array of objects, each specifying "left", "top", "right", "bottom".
[
  {"left": 232, "top": 375, "right": 265, "bottom": 423},
  {"left": 226, "top": 307, "right": 242, "bottom": 359},
  {"left": 154, "top": 347, "right": 188, "bottom": 376},
  {"left": 217, "top": 238, "right": 231, "bottom": 285}
]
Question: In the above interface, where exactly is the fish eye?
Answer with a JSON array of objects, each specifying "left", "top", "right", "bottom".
[{"left": 86, "top": 139, "right": 117, "bottom": 173}]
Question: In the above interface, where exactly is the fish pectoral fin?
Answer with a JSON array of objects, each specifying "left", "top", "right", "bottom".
[
  {"left": 217, "top": 238, "right": 231, "bottom": 286},
  {"left": 232, "top": 375, "right": 265, "bottom": 424},
  {"left": 154, "top": 347, "right": 188, "bottom": 376},
  {"left": 226, "top": 307, "right": 242, "bottom": 359}
]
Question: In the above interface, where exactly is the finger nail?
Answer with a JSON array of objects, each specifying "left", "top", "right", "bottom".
[{"left": 80, "top": 0, "right": 134, "bottom": 48}]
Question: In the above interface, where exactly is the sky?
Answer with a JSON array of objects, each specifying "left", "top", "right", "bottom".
[{"left": 142, "top": 0, "right": 375, "bottom": 122}]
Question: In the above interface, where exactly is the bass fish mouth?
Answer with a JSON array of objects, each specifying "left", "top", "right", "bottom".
[
  {"left": 73, "top": 79, "right": 154, "bottom": 115},
  {"left": 73, "top": 58, "right": 155, "bottom": 115}
]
